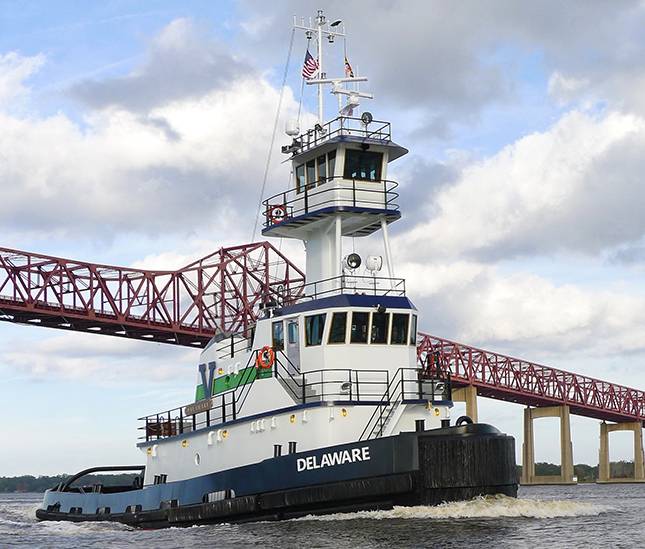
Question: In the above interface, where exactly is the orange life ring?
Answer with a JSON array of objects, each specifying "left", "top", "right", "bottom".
[
  {"left": 268, "top": 204, "right": 287, "bottom": 224},
  {"left": 256, "top": 346, "right": 275, "bottom": 369}
]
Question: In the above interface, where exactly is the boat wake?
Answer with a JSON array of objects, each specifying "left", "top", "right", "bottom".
[{"left": 297, "top": 494, "right": 613, "bottom": 521}]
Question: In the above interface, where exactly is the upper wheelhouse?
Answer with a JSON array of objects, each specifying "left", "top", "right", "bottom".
[{"left": 262, "top": 115, "right": 407, "bottom": 240}]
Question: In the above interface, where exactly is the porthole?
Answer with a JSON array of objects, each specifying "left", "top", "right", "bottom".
[{"left": 194, "top": 453, "right": 201, "bottom": 466}]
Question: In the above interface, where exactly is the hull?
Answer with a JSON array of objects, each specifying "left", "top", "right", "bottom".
[{"left": 36, "top": 423, "right": 517, "bottom": 528}]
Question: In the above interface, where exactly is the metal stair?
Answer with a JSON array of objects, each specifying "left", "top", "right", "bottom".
[
  {"left": 276, "top": 375, "right": 320, "bottom": 403},
  {"left": 359, "top": 369, "right": 406, "bottom": 441},
  {"left": 273, "top": 351, "right": 320, "bottom": 403},
  {"left": 374, "top": 400, "right": 401, "bottom": 438}
]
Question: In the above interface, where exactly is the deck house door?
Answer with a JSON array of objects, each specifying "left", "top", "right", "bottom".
[{"left": 286, "top": 319, "right": 301, "bottom": 373}]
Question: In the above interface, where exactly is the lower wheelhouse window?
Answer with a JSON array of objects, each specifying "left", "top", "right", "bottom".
[
  {"left": 410, "top": 315, "right": 418, "bottom": 345},
  {"left": 272, "top": 321, "right": 284, "bottom": 350},
  {"left": 391, "top": 313, "right": 409, "bottom": 344},
  {"left": 350, "top": 312, "right": 369, "bottom": 343},
  {"left": 328, "top": 312, "right": 347, "bottom": 343},
  {"left": 305, "top": 314, "right": 326, "bottom": 346},
  {"left": 370, "top": 312, "right": 389, "bottom": 344}
]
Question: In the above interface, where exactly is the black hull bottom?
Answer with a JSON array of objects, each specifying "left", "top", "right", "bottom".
[{"left": 36, "top": 424, "right": 518, "bottom": 528}]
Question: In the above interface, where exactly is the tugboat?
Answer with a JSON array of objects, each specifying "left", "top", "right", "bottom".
[{"left": 37, "top": 10, "right": 517, "bottom": 528}]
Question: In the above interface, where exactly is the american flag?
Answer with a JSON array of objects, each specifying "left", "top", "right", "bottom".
[
  {"left": 302, "top": 49, "right": 319, "bottom": 79},
  {"left": 344, "top": 56, "right": 354, "bottom": 78}
]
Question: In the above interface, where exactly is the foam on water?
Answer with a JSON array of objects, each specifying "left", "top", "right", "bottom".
[
  {"left": 0, "top": 500, "right": 131, "bottom": 536},
  {"left": 297, "top": 494, "right": 614, "bottom": 521}
]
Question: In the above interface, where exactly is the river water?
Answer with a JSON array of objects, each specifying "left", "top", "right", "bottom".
[{"left": 0, "top": 484, "right": 642, "bottom": 548}]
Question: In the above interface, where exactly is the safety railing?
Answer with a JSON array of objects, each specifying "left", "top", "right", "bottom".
[
  {"left": 359, "top": 368, "right": 452, "bottom": 441},
  {"left": 139, "top": 352, "right": 259, "bottom": 441},
  {"left": 272, "top": 350, "right": 389, "bottom": 403},
  {"left": 288, "top": 116, "right": 392, "bottom": 155},
  {"left": 263, "top": 176, "right": 399, "bottom": 229},
  {"left": 279, "top": 274, "right": 406, "bottom": 304},
  {"left": 213, "top": 330, "right": 254, "bottom": 359}
]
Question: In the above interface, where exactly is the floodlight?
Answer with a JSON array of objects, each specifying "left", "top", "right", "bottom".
[
  {"left": 366, "top": 255, "right": 383, "bottom": 272},
  {"left": 343, "top": 253, "right": 362, "bottom": 270}
]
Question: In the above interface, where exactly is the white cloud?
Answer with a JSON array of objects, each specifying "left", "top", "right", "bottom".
[
  {"left": 403, "top": 259, "right": 645, "bottom": 356},
  {"left": 0, "top": 51, "right": 44, "bottom": 106},
  {"left": 401, "top": 109, "right": 645, "bottom": 260},
  {"left": 71, "top": 18, "right": 252, "bottom": 112},
  {"left": 0, "top": 330, "right": 195, "bottom": 383},
  {"left": 0, "top": 20, "right": 310, "bottom": 242},
  {"left": 547, "top": 71, "right": 589, "bottom": 105}
]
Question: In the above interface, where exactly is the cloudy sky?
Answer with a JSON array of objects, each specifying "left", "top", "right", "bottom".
[{"left": 2, "top": 0, "right": 645, "bottom": 475}]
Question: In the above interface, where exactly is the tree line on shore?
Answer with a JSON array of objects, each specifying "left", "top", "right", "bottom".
[
  {"left": 516, "top": 460, "right": 635, "bottom": 482},
  {"left": 0, "top": 473, "right": 139, "bottom": 493},
  {"left": 0, "top": 461, "right": 638, "bottom": 492}
]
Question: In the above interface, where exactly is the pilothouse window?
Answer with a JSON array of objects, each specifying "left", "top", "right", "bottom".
[
  {"left": 410, "top": 315, "right": 418, "bottom": 345},
  {"left": 370, "top": 312, "right": 389, "bottom": 344},
  {"left": 391, "top": 313, "right": 409, "bottom": 344},
  {"left": 317, "top": 155, "right": 326, "bottom": 184},
  {"left": 305, "top": 314, "right": 326, "bottom": 346},
  {"left": 306, "top": 160, "right": 316, "bottom": 189},
  {"left": 296, "top": 164, "right": 305, "bottom": 193},
  {"left": 327, "top": 150, "right": 336, "bottom": 180},
  {"left": 350, "top": 312, "right": 369, "bottom": 343},
  {"left": 343, "top": 149, "right": 383, "bottom": 181},
  {"left": 272, "top": 321, "right": 284, "bottom": 350},
  {"left": 328, "top": 312, "right": 347, "bottom": 344}
]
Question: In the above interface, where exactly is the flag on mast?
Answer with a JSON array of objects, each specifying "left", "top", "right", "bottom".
[
  {"left": 344, "top": 56, "right": 354, "bottom": 78},
  {"left": 302, "top": 49, "right": 319, "bottom": 79}
]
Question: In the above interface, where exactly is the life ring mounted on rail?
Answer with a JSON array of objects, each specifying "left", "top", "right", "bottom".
[
  {"left": 268, "top": 204, "right": 287, "bottom": 224},
  {"left": 256, "top": 346, "right": 275, "bottom": 370}
]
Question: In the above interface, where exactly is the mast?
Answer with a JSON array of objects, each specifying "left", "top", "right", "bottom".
[
  {"left": 272, "top": 10, "right": 406, "bottom": 292},
  {"left": 317, "top": 10, "right": 324, "bottom": 123},
  {"left": 294, "top": 10, "right": 373, "bottom": 123}
]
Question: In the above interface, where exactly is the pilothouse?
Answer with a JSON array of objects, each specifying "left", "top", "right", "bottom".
[{"left": 37, "top": 10, "right": 518, "bottom": 528}]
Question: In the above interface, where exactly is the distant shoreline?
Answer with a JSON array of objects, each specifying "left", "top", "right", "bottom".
[
  {"left": 0, "top": 473, "right": 140, "bottom": 494},
  {"left": 1, "top": 461, "right": 638, "bottom": 492}
]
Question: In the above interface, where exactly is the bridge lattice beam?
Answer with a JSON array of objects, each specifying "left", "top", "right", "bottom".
[
  {"left": 418, "top": 333, "right": 645, "bottom": 424},
  {"left": 0, "top": 243, "right": 305, "bottom": 346}
]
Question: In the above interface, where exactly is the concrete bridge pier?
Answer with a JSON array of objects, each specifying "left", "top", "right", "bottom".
[
  {"left": 521, "top": 405, "right": 575, "bottom": 485},
  {"left": 598, "top": 421, "right": 645, "bottom": 483},
  {"left": 452, "top": 385, "right": 478, "bottom": 423}
]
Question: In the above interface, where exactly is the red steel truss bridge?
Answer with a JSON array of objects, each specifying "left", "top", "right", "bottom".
[
  {"left": 0, "top": 243, "right": 304, "bottom": 346},
  {"left": 418, "top": 334, "right": 645, "bottom": 424},
  {"left": 0, "top": 242, "right": 643, "bottom": 423}
]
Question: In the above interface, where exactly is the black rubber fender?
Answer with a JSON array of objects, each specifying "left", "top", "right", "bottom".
[{"left": 455, "top": 415, "right": 474, "bottom": 426}]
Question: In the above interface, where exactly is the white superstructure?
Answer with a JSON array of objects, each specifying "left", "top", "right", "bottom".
[{"left": 137, "top": 9, "right": 452, "bottom": 489}]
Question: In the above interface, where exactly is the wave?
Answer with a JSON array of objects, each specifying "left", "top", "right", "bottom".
[{"left": 296, "top": 494, "right": 614, "bottom": 521}]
